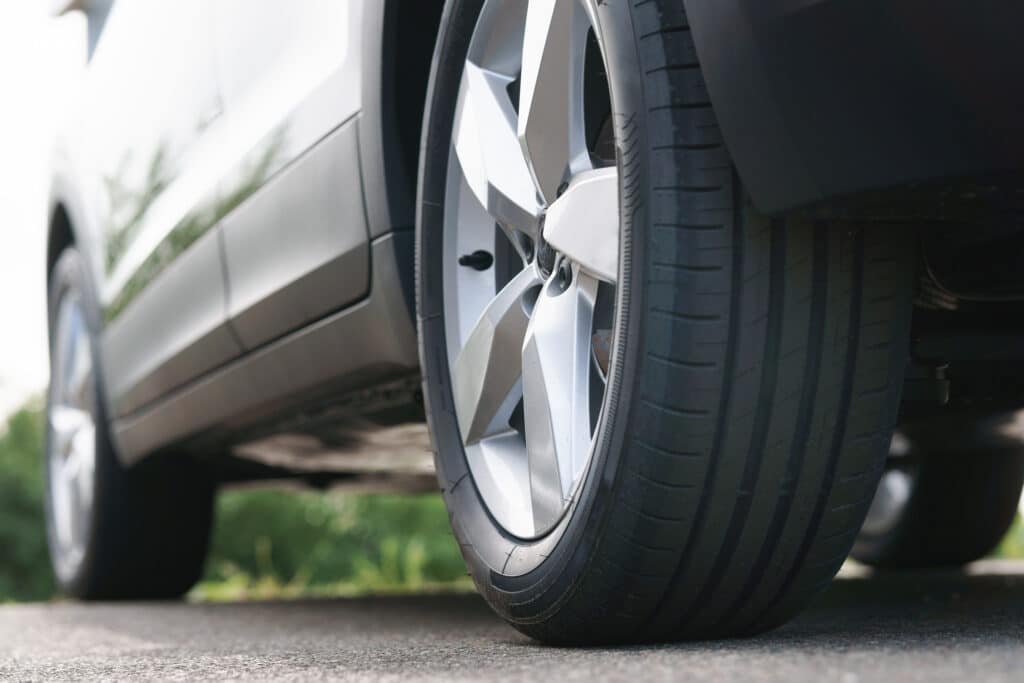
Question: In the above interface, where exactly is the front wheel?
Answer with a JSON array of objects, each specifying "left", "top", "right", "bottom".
[{"left": 417, "top": 0, "right": 915, "bottom": 643}]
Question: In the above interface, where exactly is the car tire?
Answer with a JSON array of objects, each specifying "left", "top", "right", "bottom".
[
  {"left": 45, "top": 247, "right": 215, "bottom": 600},
  {"left": 853, "top": 412, "right": 1024, "bottom": 569},
  {"left": 417, "top": 0, "right": 915, "bottom": 642}
]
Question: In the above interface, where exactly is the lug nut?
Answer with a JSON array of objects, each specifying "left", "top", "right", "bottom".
[{"left": 556, "top": 262, "right": 572, "bottom": 290}]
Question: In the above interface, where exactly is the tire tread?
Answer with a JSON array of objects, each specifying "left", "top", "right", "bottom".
[{"left": 517, "top": 0, "right": 913, "bottom": 642}]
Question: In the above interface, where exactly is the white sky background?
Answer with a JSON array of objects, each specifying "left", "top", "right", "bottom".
[{"left": 0, "top": 2, "right": 84, "bottom": 418}]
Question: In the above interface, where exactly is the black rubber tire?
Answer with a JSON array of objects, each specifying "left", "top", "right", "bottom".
[
  {"left": 45, "top": 248, "right": 215, "bottom": 600},
  {"left": 852, "top": 412, "right": 1024, "bottom": 569},
  {"left": 417, "top": 0, "right": 915, "bottom": 643}
]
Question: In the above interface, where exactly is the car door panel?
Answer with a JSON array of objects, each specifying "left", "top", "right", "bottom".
[
  {"left": 212, "top": 0, "right": 371, "bottom": 347},
  {"left": 112, "top": 232, "right": 419, "bottom": 464},
  {"left": 102, "top": 226, "right": 240, "bottom": 417},
  {"left": 81, "top": 0, "right": 221, "bottom": 310},
  {"left": 70, "top": 0, "right": 243, "bottom": 418},
  {"left": 210, "top": 0, "right": 364, "bottom": 171},
  {"left": 220, "top": 119, "right": 370, "bottom": 349}
]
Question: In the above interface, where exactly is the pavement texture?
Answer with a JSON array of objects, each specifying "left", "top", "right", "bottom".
[{"left": 1, "top": 560, "right": 1022, "bottom": 682}]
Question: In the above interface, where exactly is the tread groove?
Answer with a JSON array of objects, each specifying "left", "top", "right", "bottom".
[
  {"left": 678, "top": 219, "right": 786, "bottom": 629},
  {"left": 646, "top": 352, "right": 718, "bottom": 370},
  {"left": 714, "top": 223, "right": 829, "bottom": 630},
  {"left": 749, "top": 228, "right": 866, "bottom": 630},
  {"left": 640, "top": 168, "right": 745, "bottom": 636}
]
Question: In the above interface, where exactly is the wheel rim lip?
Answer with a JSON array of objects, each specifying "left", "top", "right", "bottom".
[
  {"left": 46, "top": 293, "right": 97, "bottom": 583},
  {"left": 441, "top": 0, "right": 615, "bottom": 540}
]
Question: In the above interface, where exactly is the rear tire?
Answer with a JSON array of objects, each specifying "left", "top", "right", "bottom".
[
  {"left": 417, "top": 0, "right": 915, "bottom": 642},
  {"left": 45, "top": 248, "right": 215, "bottom": 600},
  {"left": 853, "top": 412, "right": 1024, "bottom": 569}
]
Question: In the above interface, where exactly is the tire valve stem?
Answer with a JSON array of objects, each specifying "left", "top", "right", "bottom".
[{"left": 458, "top": 250, "right": 494, "bottom": 271}]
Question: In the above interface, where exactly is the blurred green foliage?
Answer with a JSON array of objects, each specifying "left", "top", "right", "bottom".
[
  {"left": 195, "top": 489, "right": 470, "bottom": 601},
  {"left": 0, "top": 405, "right": 55, "bottom": 602},
  {"left": 0, "top": 404, "right": 469, "bottom": 603}
]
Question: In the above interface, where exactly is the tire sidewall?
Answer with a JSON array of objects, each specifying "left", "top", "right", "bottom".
[{"left": 416, "top": 0, "right": 648, "bottom": 624}]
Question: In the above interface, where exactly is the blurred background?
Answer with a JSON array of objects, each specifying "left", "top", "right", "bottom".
[{"left": 0, "top": 1, "right": 1020, "bottom": 605}]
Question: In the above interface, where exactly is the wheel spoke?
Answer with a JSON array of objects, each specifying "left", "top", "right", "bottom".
[
  {"left": 544, "top": 167, "right": 619, "bottom": 283},
  {"left": 64, "top": 338, "right": 93, "bottom": 408},
  {"left": 69, "top": 424, "right": 96, "bottom": 509},
  {"left": 454, "top": 62, "right": 542, "bottom": 244},
  {"left": 53, "top": 302, "right": 90, "bottom": 406},
  {"left": 46, "top": 297, "right": 97, "bottom": 576},
  {"left": 452, "top": 268, "right": 542, "bottom": 445},
  {"left": 444, "top": 0, "right": 616, "bottom": 539},
  {"left": 50, "top": 404, "right": 95, "bottom": 526},
  {"left": 51, "top": 470, "right": 74, "bottom": 547},
  {"left": 521, "top": 269, "right": 598, "bottom": 530},
  {"left": 518, "top": 0, "right": 585, "bottom": 204},
  {"left": 50, "top": 405, "right": 92, "bottom": 453}
]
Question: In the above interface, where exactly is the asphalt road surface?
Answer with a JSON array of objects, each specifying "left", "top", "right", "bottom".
[{"left": 2, "top": 561, "right": 1023, "bottom": 682}]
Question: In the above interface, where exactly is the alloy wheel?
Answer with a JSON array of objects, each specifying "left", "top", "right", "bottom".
[
  {"left": 442, "top": 0, "right": 618, "bottom": 539},
  {"left": 46, "top": 293, "right": 97, "bottom": 582}
]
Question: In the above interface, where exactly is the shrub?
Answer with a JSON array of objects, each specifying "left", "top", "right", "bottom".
[{"left": 196, "top": 488, "right": 469, "bottom": 600}]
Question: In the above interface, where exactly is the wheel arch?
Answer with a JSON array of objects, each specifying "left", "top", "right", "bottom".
[
  {"left": 681, "top": 0, "right": 1024, "bottom": 214},
  {"left": 362, "top": 0, "right": 447, "bottom": 237},
  {"left": 46, "top": 201, "right": 75, "bottom": 287}
]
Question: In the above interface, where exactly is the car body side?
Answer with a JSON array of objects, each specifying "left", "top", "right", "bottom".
[
  {"left": 47, "top": 0, "right": 442, "bottom": 471},
  {"left": 46, "top": 0, "right": 1023, "bottom": 475}
]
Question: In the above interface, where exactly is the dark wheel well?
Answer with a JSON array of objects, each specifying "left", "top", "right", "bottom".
[
  {"left": 47, "top": 204, "right": 74, "bottom": 284},
  {"left": 380, "top": 0, "right": 446, "bottom": 227}
]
